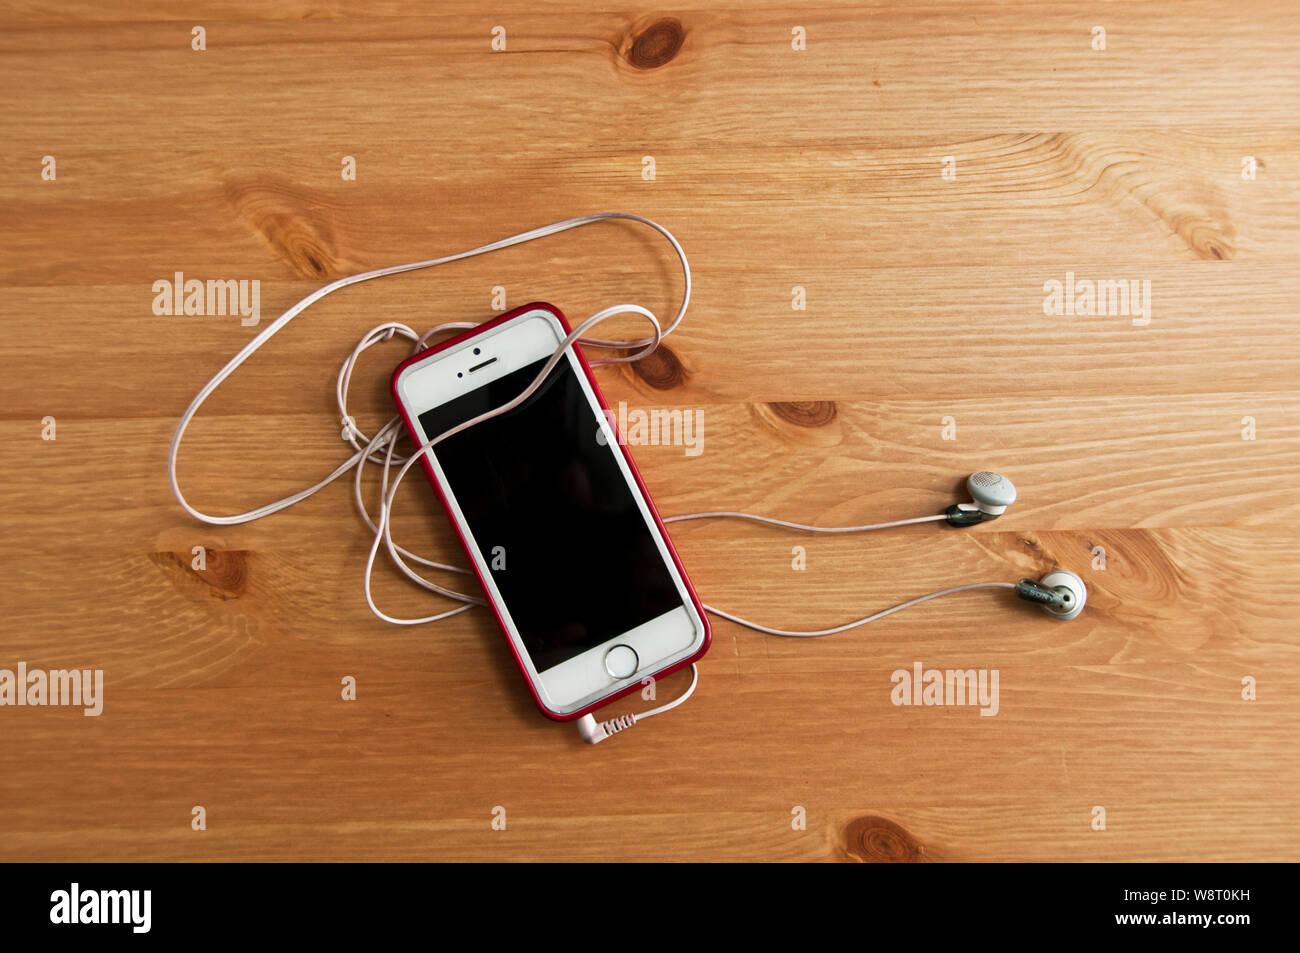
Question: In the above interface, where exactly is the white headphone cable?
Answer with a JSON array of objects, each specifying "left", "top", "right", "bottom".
[
  {"left": 663, "top": 511, "right": 949, "bottom": 533},
  {"left": 168, "top": 212, "right": 1037, "bottom": 740},
  {"left": 361, "top": 304, "right": 663, "bottom": 625},
  {"left": 167, "top": 212, "right": 689, "bottom": 528},
  {"left": 699, "top": 583, "right": 1016, "bottom": 637},
  {"left": 577, "top": 663, "right": 699, "bottom": 744},
  {"left": 167, "top": 209, "right": 983, "bottom": 625}
]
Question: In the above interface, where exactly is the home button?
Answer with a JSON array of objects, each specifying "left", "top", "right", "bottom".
[{"left": 603, "top": 644, "right": 639, "bottom": 679}]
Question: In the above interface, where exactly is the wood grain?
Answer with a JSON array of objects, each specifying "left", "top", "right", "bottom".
[{"left": 1, "top": 1, "right": 1298, "bottom": 861}]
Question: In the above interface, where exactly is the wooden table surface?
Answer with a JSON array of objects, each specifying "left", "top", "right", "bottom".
[{"left": 2, "top": 1, "right": 1298, "bottom": 862}]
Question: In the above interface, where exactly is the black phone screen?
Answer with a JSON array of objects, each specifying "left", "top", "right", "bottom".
[{"left": 417, "top": 356, "right": 684, "bottom": 673}]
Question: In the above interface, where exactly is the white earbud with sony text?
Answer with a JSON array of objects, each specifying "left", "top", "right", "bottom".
[
  {"left": 1015, "top": 569, "right": 1087, "bottom": 621},
  {"left": 945, "top": 470, "right": 1018, "bottom": 526}
]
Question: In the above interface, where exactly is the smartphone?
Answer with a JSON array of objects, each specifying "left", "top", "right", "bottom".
[{"left": 390, "top": 302, "right": 710, "bottom": 720}]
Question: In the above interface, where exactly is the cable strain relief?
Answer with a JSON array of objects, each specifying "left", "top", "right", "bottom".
[
  {"left": 576, "top": 711, "right": 637, "bottom": 745},
  {"left": 602, "top": 713, "right": 636, "bottom": 735},
  {"left": 945, "top": 503, "right": 984, "bottom": 527}
]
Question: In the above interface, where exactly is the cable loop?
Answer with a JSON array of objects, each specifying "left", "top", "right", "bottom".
[{"left": 168, "top": 212, "right": 1017, "bottom": 641}]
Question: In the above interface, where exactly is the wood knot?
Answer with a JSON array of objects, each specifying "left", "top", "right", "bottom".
[
  {"left": 151, "top": 549, "right": 249, "bottom": 600},
  {"left": 842, "top": 815, "right": 926, "bottom": 863},
  {"left": 766, "top": 400, "right": 837, "bottom": 428},
  {"left": 1188, "top": 226, "right": 1235, "bottom": 261},
  {"left": 624, "top": 17, "right": 685, "bottom": 70},
  {"left": 628, "top": 342, "right": 686, "bottom": 390},
  {"left": 224, "top": 179, "right": 348, "bottom": 279}
]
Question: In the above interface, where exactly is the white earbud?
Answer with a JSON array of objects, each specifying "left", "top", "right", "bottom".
[
  {"left": 1015, "top": 570, "right": 1087, "bottom": 621},
  {"left": 946, "top": 471, "right": 1018, "bottom": 526}
]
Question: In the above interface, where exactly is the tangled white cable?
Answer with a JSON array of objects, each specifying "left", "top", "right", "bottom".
[{"left": 168, "top": 212, "right": 1041, "bottom": 740}]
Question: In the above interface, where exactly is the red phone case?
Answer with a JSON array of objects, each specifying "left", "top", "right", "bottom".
[{"left": 389, "top": 302, "right": 711, "bottom": 721}]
